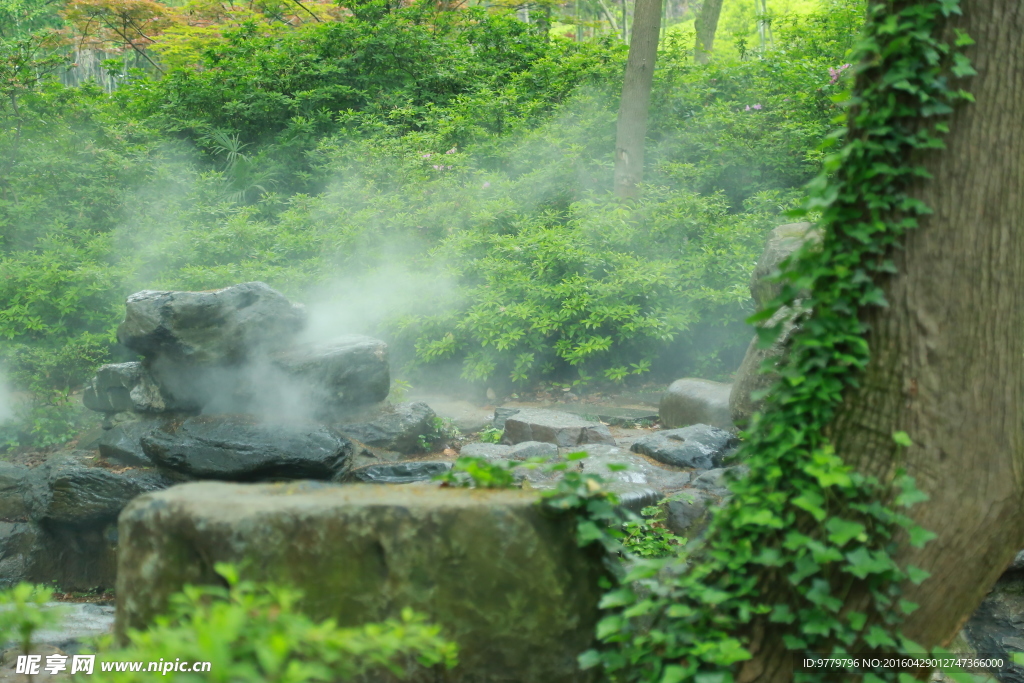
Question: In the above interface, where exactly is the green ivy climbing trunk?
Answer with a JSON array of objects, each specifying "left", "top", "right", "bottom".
[
  {"left": 613, "top": 0, "right": 662, "bottom": 199},
  {"left": 737, "top": 1, "right": 1024, "bottom": 681},
  {"left": 693, "top": 0, "right": 723, "bottom": 64}
]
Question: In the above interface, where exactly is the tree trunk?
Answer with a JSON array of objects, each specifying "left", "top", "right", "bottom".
[
  {"left": 613, "top": 0, "right": 662, "bottom": 199},
  {"left": 693, "top": 0, "right": 723, "bottom": 64},
  {"left": 737, "top": 1, "right": 1024, "bottom": 680}
]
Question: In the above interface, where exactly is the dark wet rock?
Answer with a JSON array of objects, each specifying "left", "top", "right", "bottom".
[
  {"left": 83, "top": 362, "right": 172, "bottom": 414},
  {"left": 659, "top": 379, "right": 734, "bottom": 430},
  {"left": 630, "top": 424, "right": 739, "bottom": 470},
  {"left": 339, "top": 402, "right": 436, "bottom": 455},
  {"left": 492, "top": 407, "right": 521, "bottom": 430},
  {"left": 98, "top": 418, "right": 169, "bottom": 467},
  {"left": 40, "top": 459, "right": 171, "bottom": 525},
  {"left": 271, "top": 336, "right": 390, "bottom": 414},
  {"left": 961, "top": 572, "right": 1024, "bottom": 682},
  {"left": 117, "top": 282, "right": 305, "bottom": 364},
  {"left": 0, "top": 522, "right": 43, "bottom": 587},
  {"left": 503, "top": 409, "right": 614, "bottom": 448},
  {"left": 348, "top": 461, "right": 453, "bottom": 484},
  {"left": 664, "top": 490, "right": 711, "bottom": 539},
  {"left": 0, "top": 464, "right": 33, "bottom": 520},
  {"left": 117, "top": 482, "right": 606, "bottom": 683},
  {"left": 1009, "top": 550, "right": 1024, "bottom": 572},
  {"left": 460, "top": 443, "right": 512, "bottom": 459},
  {"left": 141, "top": 416, "right": 353, "bottom": 481},
  {"left": 508, "top": 441, "right": 559, "bottom": 461}
]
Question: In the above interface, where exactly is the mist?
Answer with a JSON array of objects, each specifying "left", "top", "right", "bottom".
[{"left": 0, "top": 369, "right": 14, "bottom": 424}]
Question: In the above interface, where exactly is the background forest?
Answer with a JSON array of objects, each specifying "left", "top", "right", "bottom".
[{"left": 0, "top": 0, "right": 863, "bottom": 449}]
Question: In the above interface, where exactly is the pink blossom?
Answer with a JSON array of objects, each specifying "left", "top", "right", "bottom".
[
  {"left": 752, "top": 104, "right": 762, "bottom": 110},
  {"left": 829, "top": 63, "right": 852, "bottom": 84},
  {"left": 423, "top": 153, "right": 432, "bottom": 159},
  {"left": 482, "top": 181, "right": 491, "bottom": 188},
  {"left": 745, "top": 105, "right": 751, "bottom": 111},
  {"left": 446, "top": 147, "right": 457, "bottom": 154}
]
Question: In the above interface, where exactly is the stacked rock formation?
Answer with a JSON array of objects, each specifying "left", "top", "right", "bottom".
[{"left": 85, "top": 282, "right": 393, "bottom": 477}]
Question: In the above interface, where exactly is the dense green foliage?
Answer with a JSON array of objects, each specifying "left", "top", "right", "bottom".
[{"left": 0, "top": 1, "right": 855, "bottom": 449}]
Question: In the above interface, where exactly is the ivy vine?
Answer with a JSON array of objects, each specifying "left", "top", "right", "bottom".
[{"left": 548, "top": 1, "right": 978, "bottom": 681}]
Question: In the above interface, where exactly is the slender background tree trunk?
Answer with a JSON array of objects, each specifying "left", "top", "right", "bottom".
[
  {"left": 613, "top": 0, "right": 661, "bottom": 199},
  {"left": 693, "top": 0, "right": 723, "bottom": 64},
  {"left": 737, "top": 1, "right": 1024, "bottom": 680}
]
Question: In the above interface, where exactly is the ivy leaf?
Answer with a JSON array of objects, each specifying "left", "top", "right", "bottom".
[
  {"left": 826, "top": 517, "right": 868, "bottom": 547},
  {"left": 844, "top": 547, "right": 893, "bottom": 578},
  {"left": 907, "top": 565, "right": 931, "bottom": 584},
  {"left": 847, "top": 611, "right": 867, "bottom": 631},
  {"left": 661, "top": 666, "right": 688, "bottom": 683},
  {"left": 864, "top": 625, "right": 897, "bottom": 648},
  {"left": 892, "top": 431, "right": 913, "bottom": 447},
  {"left": 954, "top": 29, "right": 975, "bottom": 46},
  {"left": 951, "top": 53, "right": 977, "bottom": 78},
  {"left": 908, "top": 525, "right": 938, "bottom": 548}
]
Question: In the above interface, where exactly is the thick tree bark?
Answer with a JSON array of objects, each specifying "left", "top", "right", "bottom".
[
  {"left": 613, "top": 0, "right": 662, "bottom": 199},
  {"left": 693, "top": 0, "right": 723, "bottom": 64},
  {"left": 736, "top": 1, "right": 1024, "bottom": 681}
]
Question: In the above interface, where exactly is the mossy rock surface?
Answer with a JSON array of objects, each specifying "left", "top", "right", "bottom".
[{"left": 116, "top": 482, "right": 605, "bottom": 682}]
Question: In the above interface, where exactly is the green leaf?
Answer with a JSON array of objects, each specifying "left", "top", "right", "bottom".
[
  {"left": 892, "top": 431, "right": 913, "bottom": 447},
  {"left": 826, "top": 517, "right": 867, "bottom": 547}
]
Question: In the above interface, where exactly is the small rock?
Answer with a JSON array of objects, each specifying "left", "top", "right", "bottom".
[
  {"left": 659, "top": 379, "right": 734, "bottom": 430},
  {"left": 141, "top": 416, "right": 353, "bottom": 481},
  {"left": 692, "top": 465, "right": 748, "bottom": 495},
  {"left": 554, "top": 444, "right": 691, "bottom": 495},
  {"left": 503, "top": 408, "right": 614, "bottom": 448},
  {"left": 26, "top": 603, "right": 115, "bottom": 653},
  {"left": 84, "top": 362, "right": 171, "bottom": 414},
  {"left": 507, "top": 441, "right": 559, "bottom": 461},
  {"left": 492, "top": 407, "right": 520, "bottom": 430},
  {"left": 460, "top": 443, "right": 512, "bottom": 459},
  {"left": 664, "top": 490, "right": 711, "bottom": 539},
  {"left": 340, "top": 402, "right": 436, "bottom": 455},
  {"left": 348, "top": 461, "right": 452, "bottom": 484},
  {"left": 630, "top": 424, "right": 739, "bottom": 470}
]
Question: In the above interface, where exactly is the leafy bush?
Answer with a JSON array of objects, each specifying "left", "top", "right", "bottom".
[{"left": 90, "top": 565, "right": 457, "bottom": 681}]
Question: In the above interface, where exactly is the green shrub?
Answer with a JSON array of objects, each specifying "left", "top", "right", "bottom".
[{"left": 89, "top": 564, "right": 457, "bottom": 682}]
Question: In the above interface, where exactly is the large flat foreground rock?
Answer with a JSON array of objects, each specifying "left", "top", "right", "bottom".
[{"left": 116, "top": 482, "right": 604, "bottom": 683}]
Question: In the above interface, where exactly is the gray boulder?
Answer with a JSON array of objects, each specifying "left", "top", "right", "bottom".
[
  {"left": 503, "top": 409, "right": 614, "bottom": 448},
  {"left": 117, "top": 282, "right": 305, "bottom": 364},
  {"left": 492, "top": 407, "right": 521, "bottom": 429},
  {"left": 692, "top": 465, "right": 748, "bottom": 497},
  {"left": 730, "top": 222, "right": 822, "bottom": 429},
  {"left": 98, "top": 418, "right": 169, "bottom": 467},
  {"left": 340, "top": 402, "right": 436, "bottom": 455},
  {"left": 348, "top": 461, "right": 453, "bottom": 484},
  {"left": 729, "top": 306, "right": 799, "bottom": 429},
  {"left": 630, "top": 424, "right": 739, "bottom": 470},
  {"left": 25, "top": 603, "right": 115, "bottom": 654},
  {"left": 270, "top": 336, "right": 390, "bottom": 414},
  {"left": 749, "top": 222, "right": 820, "bottom": 306},
  {"left": 40, "top": 458, "right": 171, "bottom": 525},
  {"left": 141, "top": 416, "right": 353, "bottom": 481},
  {"left": 659, "top": 379, "right": 734, "bottom": 430},
  {"left": 116, "top": 482, "right": 606, "bottom": 683},
  {"left": 83, "top": 362, "right": 172, "bottom": 414}
]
